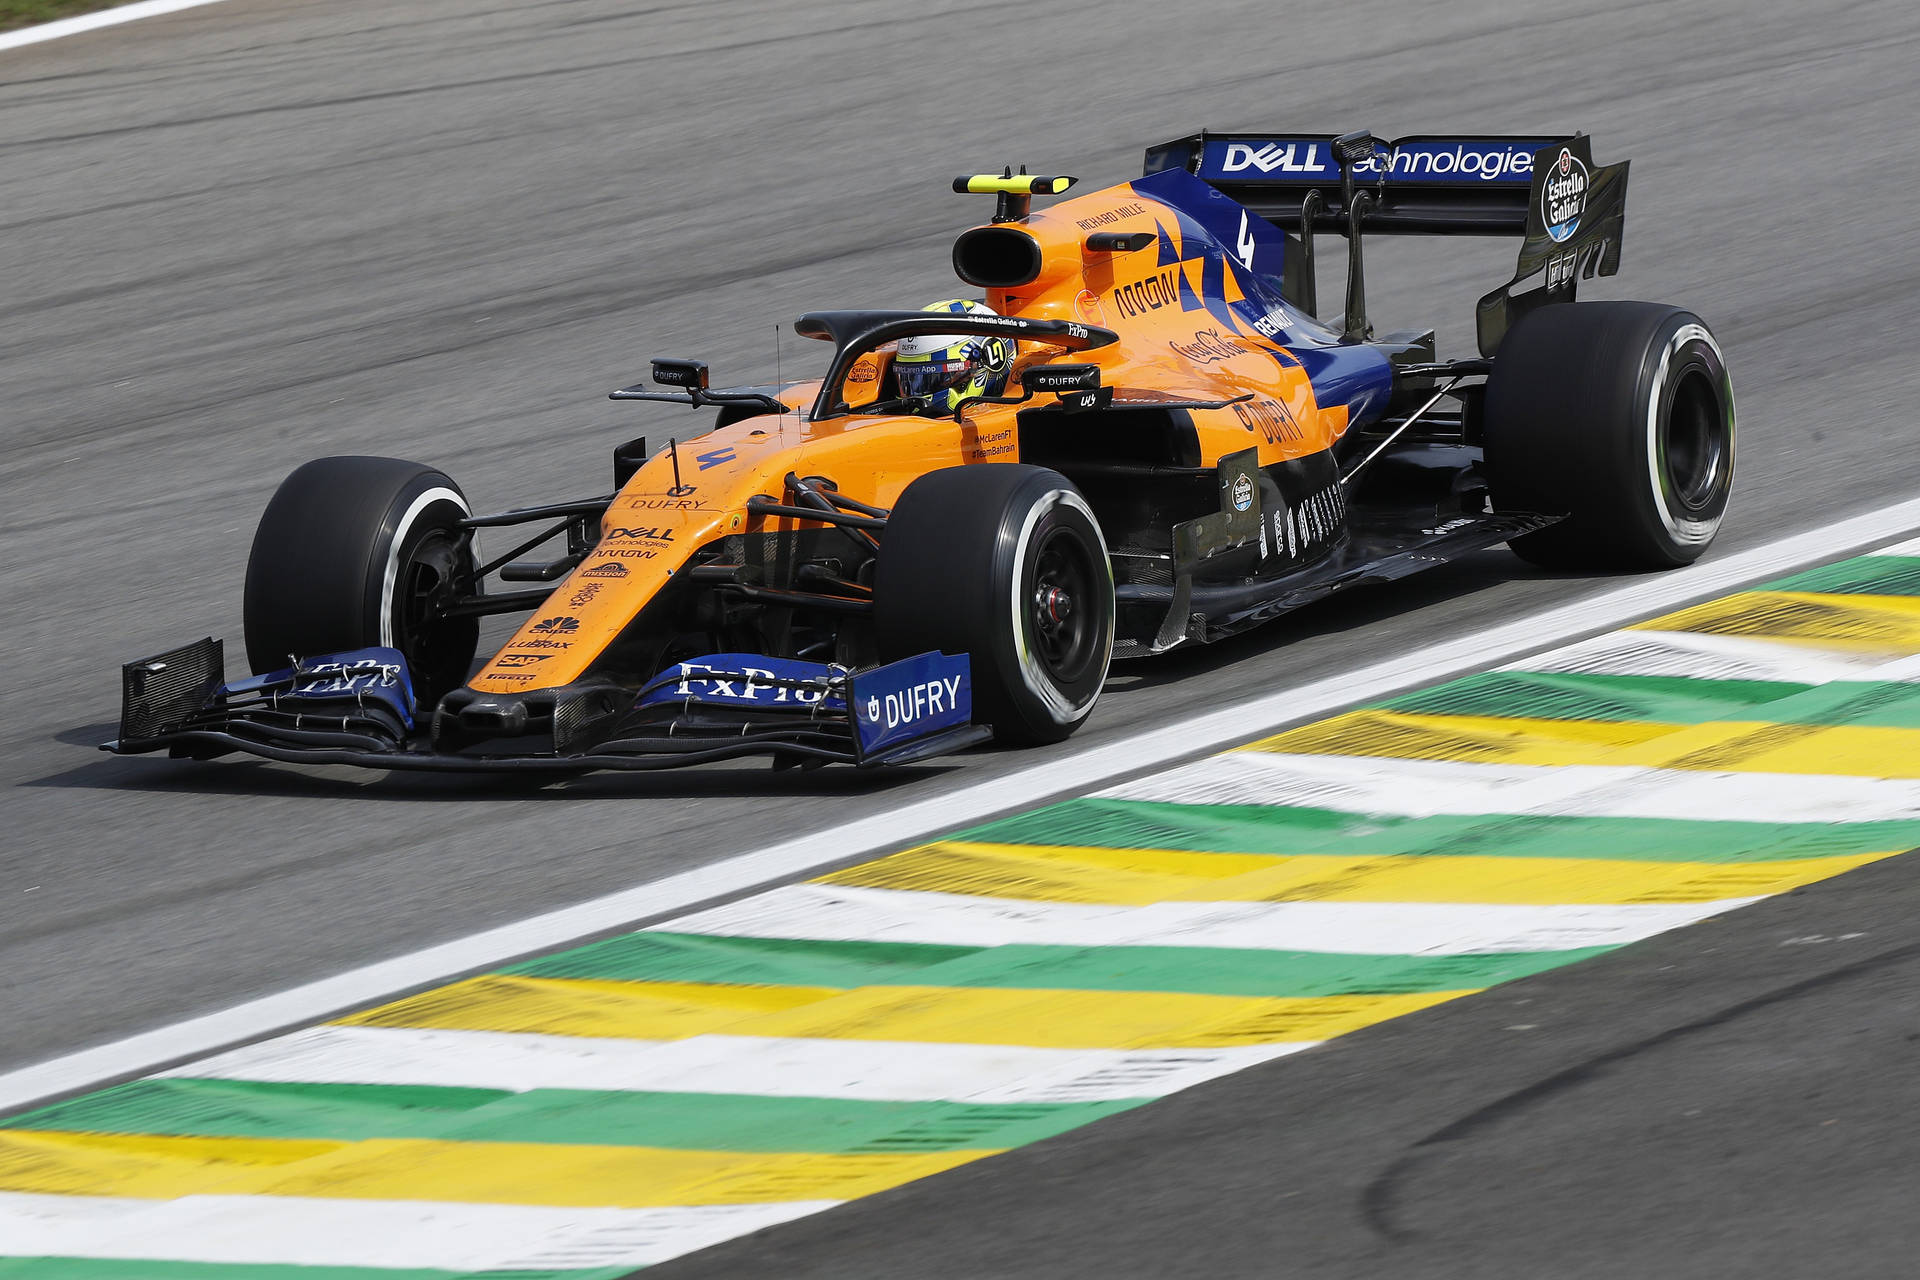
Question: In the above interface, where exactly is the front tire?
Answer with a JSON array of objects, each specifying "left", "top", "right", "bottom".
[
  {"left": 1484, "top": 301, "right": 1735, "bottom": 569},
  {"left": 243, "top": 456, "right": 479, "bottom": 700},
  {"left": 875, "top": 464, "right": 1115, "bottom": 745}
]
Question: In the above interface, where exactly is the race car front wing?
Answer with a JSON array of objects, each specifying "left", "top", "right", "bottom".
[{"left": 104, "top": 641, "right": 988, "bottom": 772}]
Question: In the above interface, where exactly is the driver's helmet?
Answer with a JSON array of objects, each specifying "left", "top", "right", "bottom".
[{"left": 893, "top": 299, "right": 1015, "bottom": 414}]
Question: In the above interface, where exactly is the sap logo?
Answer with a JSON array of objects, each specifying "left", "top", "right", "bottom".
[
  {"left": 495, "top": 653, "right": 550, "bottom": 669},
  {"left": 531, "top": 616, "right": 579, "bottom": 635},
  {"left": 1222, "top": 142, "right": 1324, "bottom": 174},
  {"left": 674, "top": 663, "right": 828, "bottom": 704},
  {"left": 580, "top": 562, "right": 627, "bottom": 579},
  {"left": 863, "top": 674, "right": 964, "bottom": 730}
]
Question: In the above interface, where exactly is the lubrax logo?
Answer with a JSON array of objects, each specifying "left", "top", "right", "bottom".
[{"left": 531, "top": 616, "right": 579, "bottom": 635}]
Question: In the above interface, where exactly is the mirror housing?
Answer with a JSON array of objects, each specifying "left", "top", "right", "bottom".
[
  {"left": 1021, "top": 364, "right": 1102, "bottom": 394},
  {"left": 651, "top": 359, "right": 709, "bottom": 391}
]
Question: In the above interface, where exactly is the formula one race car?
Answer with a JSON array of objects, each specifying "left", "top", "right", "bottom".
[{"left": 108, "top": 129, "right": 1734, "bottom": 773}]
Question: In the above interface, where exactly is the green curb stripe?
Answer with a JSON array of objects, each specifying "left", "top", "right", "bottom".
[
  {"left": 8, "top": 1078, "right": 1138, "bottom": 1154},
  {"left": 10, "top": 1079, "right": 508, "bottom": 1143},
  {"left": 967, "top": 799, "right": 1920, "bottom": 863},
  {"left": 900, "top": 941, "right": 1606, "bottom": 996},
  {"left": 1379, "top": 670, "right": 1809, "bottom": 724},
  {"left": 1754, "top": 679, "right": 1920, "bottom": 729},
  {"left": 1383, "top": 670, "right": 1920, "bottom": 730},
  {"left": 1764, "top": 555, "right": 1920, "bottom": 596},
  {"left": 511, "top": 932, "right": 1601, "bottom": 998},
  {"left": 0, "top": 1263, "right": 604, "bottom": 1280},
  {"left": 507, "top": 931, "right": 975, "bottom": 986}
]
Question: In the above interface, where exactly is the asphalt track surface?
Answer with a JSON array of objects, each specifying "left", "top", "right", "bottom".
[{"left": 2, "top": 0, "right": 1918, "bottom": 1275}]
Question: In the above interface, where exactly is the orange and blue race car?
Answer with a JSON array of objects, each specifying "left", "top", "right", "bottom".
[{"left": 108, "top": 129, "right": 1734, "bottom": 773}]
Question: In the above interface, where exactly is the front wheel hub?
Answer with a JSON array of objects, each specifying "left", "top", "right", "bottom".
[{"left": 1037, "top": 585, "right": 1074, "bottom": 628}]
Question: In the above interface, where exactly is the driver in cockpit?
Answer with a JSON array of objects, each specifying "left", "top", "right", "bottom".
[{"left": 890, "top": 298, "right": 1015, "bottom": 416}]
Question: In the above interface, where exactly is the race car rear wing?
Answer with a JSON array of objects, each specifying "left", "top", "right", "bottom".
[
  {"left": 1143, "top": 131, "right": 1629, "bottom": 354},
  {"left": 1145, "top": 133, "right": 1566, "bottom": 235}
]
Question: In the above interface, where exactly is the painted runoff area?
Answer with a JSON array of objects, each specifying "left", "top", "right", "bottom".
[{"left": 9, "top": 535, "right": 1920, "bottom": 1275}]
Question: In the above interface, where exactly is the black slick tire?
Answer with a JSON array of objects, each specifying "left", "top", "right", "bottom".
[
  {"left": 243, "top": 456, "right": 479, "bottom": 700},
  {"left": 1484, "top": 301, "right": 1735, "bottom": 569},
  {"left": 874, "top": 464, "right": 1114, "bottom": 745}
]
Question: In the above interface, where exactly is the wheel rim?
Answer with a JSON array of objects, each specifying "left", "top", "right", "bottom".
[
  {"left": 1660, "top": 366, "right": 1729, "bottom": 516},
  {"left": 392, "top": 528, "right": 472, "bottom": 694},
  {"left": 1026, "top": 522, "right": 1102, "bottom": 687}
]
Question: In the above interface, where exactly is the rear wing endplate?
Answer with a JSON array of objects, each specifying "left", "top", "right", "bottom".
[{"left": 1144, "top": 132, "right": 1630, "bottom": 354}]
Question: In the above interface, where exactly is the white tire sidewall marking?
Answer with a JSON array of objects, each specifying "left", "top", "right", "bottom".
[
  {"left": 378, "top": 486, "right": 467, "bottom": 648},
  {"left": 1007, "top": 487, "right": 1114, "bottom": 725},
  {"left": 1644, "top": 322, "right": 1732, "bottom": 545}
]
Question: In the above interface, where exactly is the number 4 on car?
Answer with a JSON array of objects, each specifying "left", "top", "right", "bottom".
[{"left": 107, "top": 132, "right": 1733, "bottom": 775}]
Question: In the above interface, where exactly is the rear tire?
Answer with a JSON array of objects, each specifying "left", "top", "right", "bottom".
[
  {"left": 243, "top": 456, "right": 479, "bottom": 700},
  {"left": 1484, "top": 301, "right": 1734, "bottom": 568},
  {"left": 874, "top": 464, "right": 1114, "bottom": 745}
]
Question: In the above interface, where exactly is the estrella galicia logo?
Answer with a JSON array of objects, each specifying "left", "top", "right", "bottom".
[
  {"left": 531, "top": 616, "right": 579, "bottom": 635},
  {"left": 1541, "top": 146, "right": 1589, "bottom": 243},
  {"left": 1232, "top": 473, "right": 1254, "bottom": 513}
]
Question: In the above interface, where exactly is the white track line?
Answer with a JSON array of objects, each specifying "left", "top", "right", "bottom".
[
  {"left": 0, "top": 0, "right": 234, "bottom": 55},
  {"left": 4, "top": 497, "right": 1920, "bottom": 1114}
]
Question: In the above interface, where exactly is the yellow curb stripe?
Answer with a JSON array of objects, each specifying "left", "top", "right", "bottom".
[
  {"left": 816, "top": 840, "right": 1282, "bottom": 903},
  {"left": 335, "top": 975, "right": 840, "bottom": 1041},
  {"left": 1241, "top": 709, "right": 1666, "bottom": 762},
  {"left": 0, "top": 1129, "right": 991, "bottom": 1207},
  {"left": 817, "top": 840, "right": 1892, "bottom": 906},
  {"left": 1239, "top": 709, "right": 1920, "bottom": 777},
  {"left": 330, "top": 974, "right": 1462, "bottom": 1049},
  {"left": 674, "top": 986, "right": 1463, "bottom": 1049},
  {"left": 1634, "top": 590, "right": 1920, "bottom": 656}
]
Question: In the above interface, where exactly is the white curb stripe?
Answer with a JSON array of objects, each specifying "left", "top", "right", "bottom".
[
  {"left": 1103, "top": 753, "right": 1920, "bottom": 824},
  {"left": 1503, "top": 628, "right": 1903, "bottom": 684},
  {"left": 0, "top": 1191, "right": 837, "bottom": 1270},
  {"left": 666, "top": 884, "right": 1754, "bottom": 956},
  {"left": 164, "top": 1024, "right": 1310, "bottom": 1104}
]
